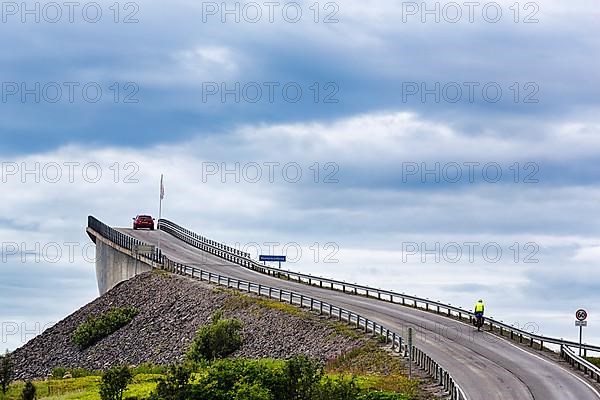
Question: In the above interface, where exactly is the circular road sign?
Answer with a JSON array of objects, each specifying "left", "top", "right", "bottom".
[{"left": 576, "top": 309, "right": 588, "bottom": 321}]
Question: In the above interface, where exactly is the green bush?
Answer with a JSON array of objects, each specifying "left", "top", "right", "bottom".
[
  {"left": 99, "top": 366, "right": 133, "bottom": 400},
  {"left": 187, "top": 311, "right": 243, "bottom": 362},
  {"left": 234, "top": 381, "right": 273, "bottom": 400},
  {"left": 148, "top": 357, "right": 409, "bottom": 400},
  {"left": 51, "top": 367, "right": 68, "bottom": 379},
  {"left": 0, "top": 350, "right": 13, "bottom": 395},
  {"left": 282, "top": 355, "right": 323, "bottom": 400},
  {"left": 149, "top": 365, "right": 193, "bottom": 400},
  {"left": 72, "top": 307, "right": 139, "bottom": 349},
  {"left": 21, "top": 381, "right": 36, "bottom": 400}
]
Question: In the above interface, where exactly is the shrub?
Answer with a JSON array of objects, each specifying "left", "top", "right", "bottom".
[
  {"left": 149, "top": 365, "right": 193, "bottom": 400},
  {"left": 73, "top": 306, "right": 139, "bottom": 349},
  {"left": 0, "top": 350, "right": 13, "bottom": 395},
  {"left": 234, "top": 381, "right": 273, "bottom": 400},
  {"left": 187, "top": 310, "right": 243, "bottom": 362},
  {"left": 21, "top": 381, "right": 36, "bottom": 400},
  {"left": 316, "top": 376, "right": 361, "bottom": 400},
  {"left": 282, "top": 355, "right": 323, "bottom": 400},
  {"left": 51, "top": 367, "right": 67, "bottom": 379},
  {"left": 99, "top": 366, "right": 133, "bottom": 400}
]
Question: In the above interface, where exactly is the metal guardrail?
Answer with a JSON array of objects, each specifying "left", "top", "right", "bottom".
[
  {"left": 88, "top": 216, "right": 165, "bottom": 264},
  {"left": 158, "top": 218, "right": 600, "bottom": 356},
  {"left": 88, "top": 216, "right": 467, "bottom": 400},
  {"left": 561, "top": 345, "right": 600, "bottom": 383},
  {"left": 159, "top": 219, "right": 250, "bottom": 259}
]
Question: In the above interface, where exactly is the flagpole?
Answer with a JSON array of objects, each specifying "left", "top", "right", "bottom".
[{"left": 157, "top": 174, "right": 163, "bottom": 258}]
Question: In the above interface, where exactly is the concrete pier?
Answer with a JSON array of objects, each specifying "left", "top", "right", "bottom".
[{"left": 87, "top": 228, "right": 154, "bottom": 295}]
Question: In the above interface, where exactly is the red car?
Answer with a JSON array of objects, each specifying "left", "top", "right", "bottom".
[{"left": 133, "top": 215, "right": 155, "bottom": 230}]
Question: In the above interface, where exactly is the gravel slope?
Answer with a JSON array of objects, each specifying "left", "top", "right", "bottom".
[{"left": 11, "top": 271, "right": 364, "bottom": 380}]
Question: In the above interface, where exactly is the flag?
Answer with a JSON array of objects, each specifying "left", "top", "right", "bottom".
[{"left": 160, "top": 174, "right": 165, "bottom": 200}]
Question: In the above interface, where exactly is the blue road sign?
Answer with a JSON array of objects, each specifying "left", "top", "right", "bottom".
[{"left": 259, "top": 255, "right": 286, "bottom": 262}]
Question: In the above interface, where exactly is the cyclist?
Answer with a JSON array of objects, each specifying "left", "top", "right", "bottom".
[{"left": 474, "top": 299, "right": 485, "bottom": 331}]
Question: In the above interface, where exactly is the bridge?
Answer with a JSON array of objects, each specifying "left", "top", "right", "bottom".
[{"left": 86, "top": 215, "right": 600, "bottom": 400}]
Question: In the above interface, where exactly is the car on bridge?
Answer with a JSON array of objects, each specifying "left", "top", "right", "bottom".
[{"left": 133, "top": 215, "right": 155, "bottom": 230}]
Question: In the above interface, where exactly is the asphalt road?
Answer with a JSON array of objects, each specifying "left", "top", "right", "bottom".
[{"left": 118, "top": 228, "right": 600, "bottom": 400}]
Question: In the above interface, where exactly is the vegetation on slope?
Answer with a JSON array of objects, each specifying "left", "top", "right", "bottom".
[{"left": 72, "top": 307, "right": 139, "bottom": 349}]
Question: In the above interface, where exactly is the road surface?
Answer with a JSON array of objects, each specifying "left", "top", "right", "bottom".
[{"left": 118, "top": 228, "right": 600, "bottom": 400}]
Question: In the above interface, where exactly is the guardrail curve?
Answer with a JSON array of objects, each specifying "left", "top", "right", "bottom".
[{"left": 561, "top": 345, "right": 600, "bottom": 384}]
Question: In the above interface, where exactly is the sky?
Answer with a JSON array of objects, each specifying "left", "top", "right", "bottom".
[{"left": 1, "top": 0, "right": 600, "bottom": 352}]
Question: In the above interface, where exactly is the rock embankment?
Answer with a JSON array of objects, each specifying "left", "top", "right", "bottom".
[{"left": 11, "top": 271, "right": 365, "bottom": 380}]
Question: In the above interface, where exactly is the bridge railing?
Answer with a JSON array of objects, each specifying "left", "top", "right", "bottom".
[
  {"left": 89, "top": 216, "right": 467, "bottom": 400},
  {"left": 157, "top": 218, "right": 600, "bottom": 355},
  {"left": 88, "top": 216, "right": 164, "bottom": 264},
  {"left": 159, "top": 219, "right": 250, "bottom": 259},
  {"left": 560, "top": 345, "right": 600, "bottom": 383}
]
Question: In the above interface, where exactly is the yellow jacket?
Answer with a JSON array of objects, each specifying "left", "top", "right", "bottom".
[{"left": 474, "top": 302, "right": 485, "bottom": 313}]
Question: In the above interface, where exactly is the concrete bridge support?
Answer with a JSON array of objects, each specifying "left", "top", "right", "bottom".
[{"left": 87, "top": 229, "right": 153, "bottom": 295}]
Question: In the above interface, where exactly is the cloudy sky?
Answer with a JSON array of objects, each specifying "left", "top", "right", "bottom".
[{"left": 1, "top": 0, "right": 600, "bottom": 351}]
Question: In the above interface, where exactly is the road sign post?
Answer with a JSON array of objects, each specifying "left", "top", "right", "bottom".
[
  {"left": 259, "top": 255, "right": 286, "bottom": 268},
  {"left": 575, "top": 309, "right": 588, "bottom": 356}
]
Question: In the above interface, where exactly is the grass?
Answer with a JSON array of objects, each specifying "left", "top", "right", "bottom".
[
  {"left": 327, "top": 320, "right": 364, "bottom": 340},
  {"left": 325, "top": 342, "right": 421, "bottom": 397},
  {"left": 222, "top": 289, "right": 306, "bottom": 317},
  {"left": 2, "top": 374, "right": 160, "bottom": 400}
]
